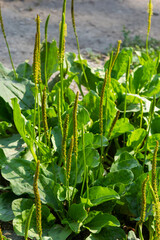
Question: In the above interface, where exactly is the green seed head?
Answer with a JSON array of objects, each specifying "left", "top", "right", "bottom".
[
  {"left": 33, "top": 160, "right": 42, "bottom": 238},
  {"left": 140, "top": 175, "right": 149, "bottom": 223},
  {"left": 152, "top": 141, "right": 159, "bottom": 198}
]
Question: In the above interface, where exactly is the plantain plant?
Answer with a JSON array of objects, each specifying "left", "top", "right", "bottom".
[{"left": 0, "top": 0, "right": 160, "bottom": 239}]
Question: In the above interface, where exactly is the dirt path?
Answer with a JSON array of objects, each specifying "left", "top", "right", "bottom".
[{"left": 0, "top": 0, "right": 160, "bottom": 69}]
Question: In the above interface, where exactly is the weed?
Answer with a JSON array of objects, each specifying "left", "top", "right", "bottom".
[{"left": 0, "top": 0, "right": 160, "bottom": 239}]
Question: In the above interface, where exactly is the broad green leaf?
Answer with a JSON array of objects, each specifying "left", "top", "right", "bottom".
[
  {"left": 0, "top": 97, "right": 13, "bottom": 122},
  {"left": 0, "top": 134, "right": 25, "bottom": 160},
  {"left": 0, "top": 62, "right": 10, "bottom": 76},
  {"left": 0, "top": 148, "right": 6, "bottom": 167},
  {"left": 51, "top": 126, "right": 62, "bottom": 154},
  {"left": 82, "top": 90, "right": 100, "bottom": 121},
  {"left": 69, "top": 148, "right": 100, "bottom": 185},
  {"left": 78, "top": 133, "right": 108, "bottom": 149},
  {"left": 41, "top": 40, "right": 59, "bottom": 82},
  {"left": 2, "top": 158, "right": 34, "bottom": 196},
  {"left": 137, "top": 51, "right": 150, "bottom": 64},
  {"left": 92, "top": 134, "right": 108, "bottom": 148},
  {"left": 48, "top": 225, "right": 71, "bottom": 240},
  {"left": 57, "top": 185, "right": 77, "bottom": 202},
  {"left": 82, "top": 66, "right": 104, "bottom": 91},
  {"left": 109, "top": 48, "right": 133, "bottom": 80},
  {"left": 16, "top": 62, "right": 32, "bottom": 80},
  {"left": 111, "top": 151, "right": 142, "bottom": 179},
  {"left": 125, "top": 173, "right": 149, "bottom": 217},
  {"left": 78, "top": 132, "right": 94, "bottom": 150},
  {"left": 132, "top": 59, "right": 156, "bottom": 93},
  {"left": 118, "top": 93, "right": 159, "bottom": 113},
  {"left": 142, "top": 74, "right": 160, "bottom": 97},
  {"left": 110, "top": 118, "right": 134, "bottom": 139},
  {"left": 110, "top": 156, "right": 140, "bottom": 172},
  {"left": 86, "top": 226, "right": 126, "bottom": 240},
  {"left": 66, "top": 51, "right": 103, "bottom": 91},
  {"left": 64, "top": 87, "right": 76, "bottom": 105},
  {"left": 80, "top": 147, "right": 100, "bottom": 168},
  {"left": 64, "top": 203, "right": 88, "bottom": 233},
  {"left": 53, "top": 73, "right": 77, "bottom": 93},
  {"left": 11, "top": 98, "right": 32, "bottom": 147},
  {"left": 148, "top": 133, "right": 160, "bottom": 150},
  {"left": 0, "top": 121, "right": 12, "bottom": 136},
  {"left": 12, "top": 198, "right": 55, "bottom": 239},
  {"left": 103, "top": 169, "right": 134, "bottom": 186},
  {"left": 118, "top": 94, "right": 141, "bottom": 113},
  {"left": 2, "top": 158, "right": 59, "bottom": 211},
  {"left": 67, "top": 105, "right": 90, "bottom": 137},
  {"left": 114, "top": 147, "right": 133, "bottom": 161},
  {"left": 84, "top": 212, "right": 120, "bottom": 233},
  {"left": 81, "top": 186, "right": 119, "bottom": 207},
  {"left": 65, "top": 52, "right": 82, "bottom": 75},
  {"left": 12, "top": 198, "right": 33, "bottom": 217},
  {"left": 0, "top": 63, "right": 34, "bottom": 109},
  {"left": 68, "top": 203, "right": 88, "bottom": 222},
  {"left": 127, "top": 128, "right": 147, "bottom": 149},
  {"left": 66, "top": 55, "right": 102, "bottom": 91},
  {"left": 0, "top": 192, "right": 15, "bottom": 221},
  {"left": 36, "top": 141, "right": 52, "bottom": 164},
  {"left": 110, "top": 78, "right": 126, "bottom": 103},
  {"left": 151, "top": 117, "right": 160, "bottom": 134},
  {"left": 38, "top": 174, "right": 59, "bottom": 211}
]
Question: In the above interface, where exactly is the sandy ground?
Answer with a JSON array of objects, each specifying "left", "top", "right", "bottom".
[
  {"left": 0, "top": 0, "right": 160, "bottom": 239},
  {"left": 0, "top": 0, "right": 160, "bottom": 69}
]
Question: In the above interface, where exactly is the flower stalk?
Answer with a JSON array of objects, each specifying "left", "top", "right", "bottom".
[
  {"left": 146, "top": 0, "right": 153, "bottom": 55},
  {"left": 71, "top": 0, "right": 89, "bottom": 93},
  {"left": 72, "top": 92, "right": 79, "bottom": 199},
  {"left": 42, "top": 86, "right": 49, "bottom": 145},
  {"left": 0, "top": 6, "right": 17, "bottom": 79},
  {"left": 66, "top": 135, "right": 74, "bottom": 207},
  {"left": 59, "top": 0, "right": 67, "bottom": 113},
  {"left": 62, "top": 114, "right": 69, "bottom": 174},
  {"left": 152, "top": 141, "right": 159, "bottom": 198},
  {"left": 33, "top": 160, "right": 42, "bottom": 239}
]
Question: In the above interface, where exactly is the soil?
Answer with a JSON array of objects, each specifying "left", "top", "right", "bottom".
[
  {"left": 0, "top": 0, "right": 160, "bottom": 239},
  {"left": 0, "top": 0, "right": 160, "bottom": 69}
]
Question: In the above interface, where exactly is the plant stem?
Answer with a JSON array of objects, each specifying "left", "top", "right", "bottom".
[
  {"left": 139, "top": 223, "right": 144, "bottom": 240},
  {"left": 33, "top": 160, "right": 42, "bottom": 239},
  {"left": 66, "top": 136, "right": 74, "bottom": 207},
  {"left": 71, "top": 0, "right": 89, "bottom": 90},
  {"left": 140, "top": 100, "right": 143, "bottom": 128},
  {"left": 86, "top": 165, "right": 89, "bottom": 204},
  {"left": 0, "top": 6, "right": 17, "bottom": 79},
  {"left": 25, "top": 204, "right": 35, "bottom": 240},
  {"left": 72, "top": 92, "right": 79, "bottom": 200},
  {"left": 99, "top": 70, "right": 108, "bottom": 169},
  {"left": 124, "top": 57, "right": 131, "bottom": 146},
  {"left": 62, "top": 114, "right": 69, "bottom": 184},
  {"left": 59, "top": 0, "right": 67, "bottom": 113},
  {"left": 44, "top": 15, "right": 50, "bottom": 88},
  {"left": 108, "top": 110, "right": 120, "bottom": 139},
  {"left": 81, "top": 126, "right": 87, "bottom": 196},
  {"left": 146, "top": 0, "right": 153, "bottom": 55}
]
